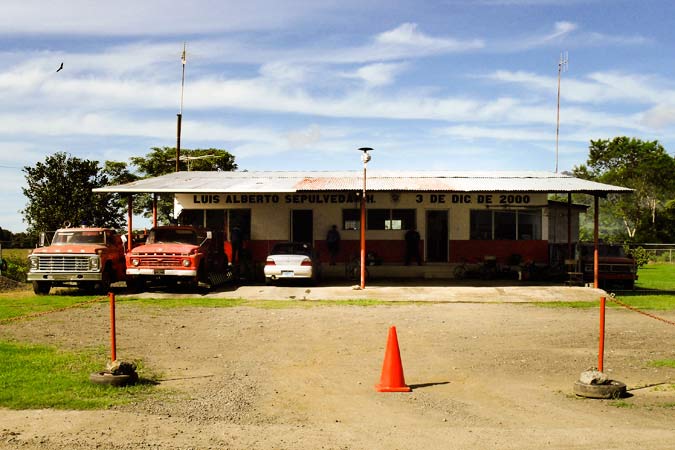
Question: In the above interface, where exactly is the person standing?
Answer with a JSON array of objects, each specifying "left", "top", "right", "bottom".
[
  {"left": 230, "top": 224, "right": 243, "bottom": 265},
  {"left": 404, "top": 226, "right": 422, "bottom": 266},
  {"left": 326, "top": 224, "right": 341, "bottom": 265}
]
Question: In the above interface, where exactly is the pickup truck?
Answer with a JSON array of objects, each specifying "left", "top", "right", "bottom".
[
  {"left": 125, "top": 225, "right": 229, "bottom": 291},
  {"left": 27, "top": 227, "right": 126, "bottom": 295},
  {"left": 578, "top": 243, "right": 638, "bottom": 289}
]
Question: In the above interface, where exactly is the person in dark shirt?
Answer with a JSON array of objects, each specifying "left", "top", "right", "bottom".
[
  {"left": 404, "top": 226, "right": 421, "bottom": 266},
  {"left": 326, "top": 225, "right": 341, "bottom": 265}
]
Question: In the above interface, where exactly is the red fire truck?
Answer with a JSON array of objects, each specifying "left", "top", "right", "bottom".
[
  {"left": 125, "top": 225, "right": 230, "bottom": 291},
  {"left": 27, "top": 227, "right": 127, "bottom": 295}
]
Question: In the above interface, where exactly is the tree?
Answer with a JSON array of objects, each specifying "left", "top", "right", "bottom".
[
  {"left": 21, "top": 152, "right": 125, "bottom": 234},
  {"left": 573, "top": 137, "right": 675, "bottom": 241},
  {"left": 129, "top": 147, "right": 237, "bottom": 223}
]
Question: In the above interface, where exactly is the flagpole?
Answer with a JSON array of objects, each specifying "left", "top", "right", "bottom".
[{"left": 176, "top": 43, "right": 186, "bottom": 172}]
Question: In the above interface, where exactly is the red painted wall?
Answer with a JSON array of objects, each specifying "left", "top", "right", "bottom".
[
  {"left": 245, "top": 239, "right": 548, "bottom": 265},
  {"left": 449, "top": 240, "right": 549, "bottom": 264}
]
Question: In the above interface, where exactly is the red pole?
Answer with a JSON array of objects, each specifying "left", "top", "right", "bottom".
[
  {"left": 598, "top": 296, "right": 606, "bottom": 372},
  {"left": 593, "top": 195, "right": 599, "bottom": 289},
  {"left": 127, "top": 196, "right": 133, "bottom": 253},
  {"left": 152, "top": 193, "right": 158, "bottom": 228},
  {"left": 360, "top": 163, "right": 366, "bottom": 289},
  {"left": 109, "top": 292, "right": 117, "bottom": 362}
]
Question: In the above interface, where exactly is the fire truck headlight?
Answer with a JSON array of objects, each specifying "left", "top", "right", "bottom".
[
  {"left": 182, "top": 259, "right": 191, "bottom": 267},
  {"left": 29, "top": 256, "right": 38, "bottom": 269},
  {"left": 131, "top": 258, "right": 140, "bottom": 266},
  {"left": 89, "top": 256, "right": 100, "bottom": 270}
]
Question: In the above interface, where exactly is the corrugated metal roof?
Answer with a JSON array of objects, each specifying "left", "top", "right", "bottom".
[{"left": 93, "top": 170, "right": 632, "bottom": 194}]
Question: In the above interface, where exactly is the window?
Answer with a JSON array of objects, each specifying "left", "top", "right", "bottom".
[
  {"left": 342, "top": 208, "right": 416, "bottom": 230},
  {"left": 367, "top": 209, "right": 388, "bottom": 230},
  {"left": 343, "top": 209, "right": 360, "bottom": 230},
  {"left": 470, "top": 209, "right": 541, "bottom": 240},
  {"left": 470, "top": 210, "right": 492, "bottom": 240},
  {"left": 518, "top": 210, "right": 541, "bottom": 240},
  {"left": 368, "top": 209, "right": 415, "bottom": 230},
  {"left": 391, "top": 209, "right": 415, "bottom": 230},
  {"left": 494, "top": 211, "right": 516, "bottom": 240}
]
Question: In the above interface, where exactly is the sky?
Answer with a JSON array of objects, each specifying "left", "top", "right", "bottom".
[{"left": 2, "top": 0, "right": 675, "bottom": 232}]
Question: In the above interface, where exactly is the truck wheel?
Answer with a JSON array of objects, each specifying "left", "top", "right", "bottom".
[
  {"left": 32, "top": 281, "right": 51, "bottom": 295},
  {"left": 126, "top": 278, "right": 145, "bottom": 293},
  {"left": 95, "top": 268, "right": 113, "bottom": 294}
]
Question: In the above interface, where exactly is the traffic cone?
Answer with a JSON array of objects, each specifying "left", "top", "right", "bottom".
[{"left": 375, "top": 326, "right": 411, "bottom": 392}]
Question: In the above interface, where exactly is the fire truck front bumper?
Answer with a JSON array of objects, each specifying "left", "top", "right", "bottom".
[
  {"left": 27, "top": 272, "right": 103, "bottom": 282},
  {"left": 126, "top": 268, "right": 198, "bottom": 277}
]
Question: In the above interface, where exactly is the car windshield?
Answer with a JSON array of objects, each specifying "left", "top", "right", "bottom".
[
  {"left": 53, "top": 230, "right": 105, "bottom": 245},
  {"left": 271, "top": 243, "right": 312, "bottom": 256},
  {"left": 148, "top": 228, "right": 199, "bottom": 245}
]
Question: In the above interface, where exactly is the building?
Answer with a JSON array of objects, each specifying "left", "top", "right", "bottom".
[{"left": 94, "top": 170, "right": 631, "bottom": 280}]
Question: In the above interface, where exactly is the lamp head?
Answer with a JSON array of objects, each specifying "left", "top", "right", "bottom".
[{"left": 358, "top": 147, "right": 373, "bottom": 164}]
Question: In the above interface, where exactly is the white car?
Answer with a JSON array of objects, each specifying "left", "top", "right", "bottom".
[{"left": 264, "top": 242, "right": 321, "bottom": 285}]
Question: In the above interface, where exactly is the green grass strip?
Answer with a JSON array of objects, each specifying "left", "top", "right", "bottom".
[
  {"left": 649, "top": 359, "right": 675, "bottom": 368},
  {"left": 0, "top": 341, "right": 156, "bottom": 410},
  {"left": 0, "top": 292, "right": 105, "bottom": 321},
  {"left": 117, "top": 296, "right": 418, "bottom": 309}
]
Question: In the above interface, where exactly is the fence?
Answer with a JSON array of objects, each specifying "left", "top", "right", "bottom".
[{"left": 627, "top": 243, "right": 675, "bottom": 263}]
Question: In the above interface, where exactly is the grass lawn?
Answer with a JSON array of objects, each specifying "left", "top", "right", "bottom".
[
  {"left": 610, "top": 262, "right": 675, "bottom": 310},
  {"left": 634, "top": 263, "right": 675, "bottom": 291},
  {"left": 0, "top": 341, "right": 157, "bottom": 409},
  {"left": 542, "top": 263, "right": 675, "bottom": 310}
]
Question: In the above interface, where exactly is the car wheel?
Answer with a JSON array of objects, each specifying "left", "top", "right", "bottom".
[
  {"left": 265, "top": 277, "right": 275, "bottom": 286},
  {"left": 32, "top": 281, "right": 51, "bottom": 295}
]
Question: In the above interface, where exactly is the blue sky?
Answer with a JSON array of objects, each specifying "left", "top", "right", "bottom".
[{"left": 2, "top": 0, "right": 675, "bottom": 232}]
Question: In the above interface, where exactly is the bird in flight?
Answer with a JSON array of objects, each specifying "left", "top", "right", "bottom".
[{"left": 56, "top": 62, "right": 63, "bottom": 72}]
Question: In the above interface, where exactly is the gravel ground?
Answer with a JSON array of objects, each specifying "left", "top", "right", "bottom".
[{"left": 0, "top": 285, "right": 674, "bottom": 449}]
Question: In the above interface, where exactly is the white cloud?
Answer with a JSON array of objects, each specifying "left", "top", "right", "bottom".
[
  {"left": 487, "top": 70, "right": 675, "bottom": 108},
  {"left": 321, "top": 23, "right": 484, "bottom": 64},
  {"left": 342, "top": 62, "right": 408, "bottom": 87},
  {"left": 544, "top": 21, "right": 578, "bottom": 41},
  {"left": 640, "top": 104, "right": 675, "bottom": 129},
  {"left": 0, "top": 0, "right": 344, "bottom": 35},
  {"left": 287, "top": 124, "right": 322, "bottom": 148},
  {"left": 493, "top": 21, "right": 647, "bottom": 52}
]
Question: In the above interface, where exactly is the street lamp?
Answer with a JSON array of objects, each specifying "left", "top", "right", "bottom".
[{"left": 358, "top": 147, "right": 373, "bottom": 289}]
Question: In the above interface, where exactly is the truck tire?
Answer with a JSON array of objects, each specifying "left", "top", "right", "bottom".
[
  {"left": 573, "top": 380, "right": 626, "bottom": 399},
  {"left": 89, "top": 371, "right": 137, "bottom": 387},
  {"left": 126, "top": 278, "right": 145, "bottom": 293},
  {"left": 95, "top": 267, "right": 113, "bottom": 294},
  {"left": 32, "top": 281, "right": 51, "bottom": 295}
]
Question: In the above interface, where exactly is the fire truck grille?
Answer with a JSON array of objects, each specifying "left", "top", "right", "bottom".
[
  {"left": 36, "top": 255, "right": 91, "bottom": 272},
  {"left": 137, "top": 257, "right": 183, "bottom": 267}
]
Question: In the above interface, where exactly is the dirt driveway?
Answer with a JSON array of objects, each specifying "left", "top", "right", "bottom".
[{"left": 1, "top": 285, "right": 674, "bottom": 449}]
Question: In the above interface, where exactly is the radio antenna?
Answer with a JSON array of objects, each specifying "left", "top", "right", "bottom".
[{"left": 555, "top": 51, "right": 568, "bottom": 173}]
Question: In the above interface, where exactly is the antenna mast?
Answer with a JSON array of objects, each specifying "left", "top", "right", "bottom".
[
  {"left": 555, "top": 51, "right": 568, "bottom": 173},
  {"left": 176, "top": 42, "right": 187, "bottom": 172}
]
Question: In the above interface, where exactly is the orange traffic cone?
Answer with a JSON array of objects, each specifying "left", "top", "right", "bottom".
[{"left": 375, "top": 326, "right": 411, "bottom": 392}]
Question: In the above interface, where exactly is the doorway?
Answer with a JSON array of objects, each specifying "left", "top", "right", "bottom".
[
  {"left": 426, "top": 210, "right": 448, "bottom": 262},
  {"left": 292, "top": 210, "right": 313, "bottom": 243}
]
